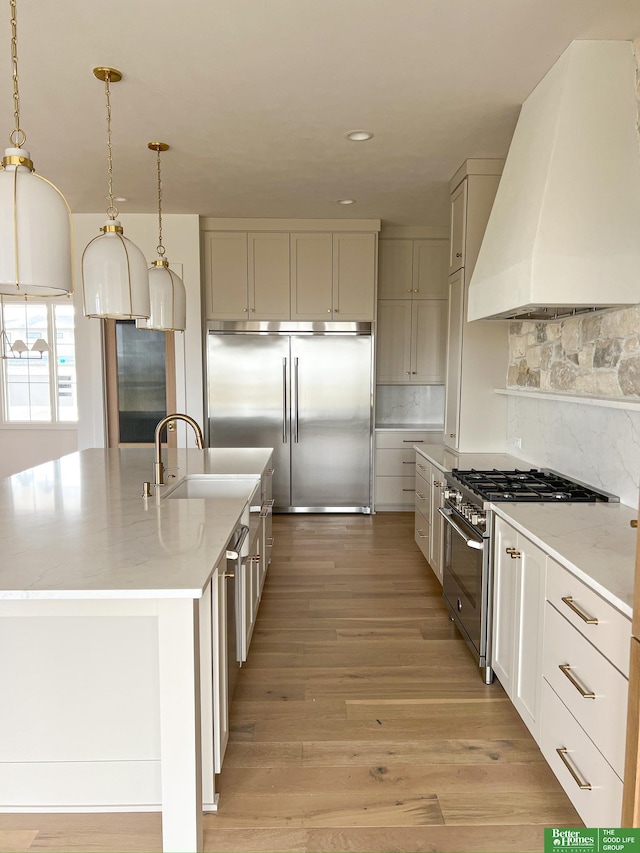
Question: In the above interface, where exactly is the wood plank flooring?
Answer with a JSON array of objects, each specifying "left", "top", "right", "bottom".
[{"left": 0, "top": 512, "right": 580, "bottom": 852}]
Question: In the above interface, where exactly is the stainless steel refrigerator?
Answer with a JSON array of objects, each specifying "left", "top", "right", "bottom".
[{"left": 206, "top": 321, "right": 373, "bottom": 512}]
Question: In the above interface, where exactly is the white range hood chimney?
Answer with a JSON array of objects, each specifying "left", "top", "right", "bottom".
[{"left": 468, "top": 40, "right": 640, "bottom": 322}]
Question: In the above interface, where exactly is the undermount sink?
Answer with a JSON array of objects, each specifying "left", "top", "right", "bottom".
[{"left": 163, "top": 474, "right": 260, "bottom": 501}]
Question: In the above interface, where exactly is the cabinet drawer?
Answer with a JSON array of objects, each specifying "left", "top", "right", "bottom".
[
  {"left": 375, "top": 431, "right": 431, "bottom": 450},
  {"left": 375, "top": 448, "right": 417, "bottom": 476},
  {"left": 544, "top": 602, "right": 628, "bottom": 778},
  {"left": 540, "top": 679, "right": 623, "bottom": 827},
  {"left": 374, "top": 476, "right": 415, "bottom": 508},
  {"left": 547, "top": 559, "right": 631, "bottom": 677},
  {"left": 415, "top": 469, "right": 430, "bottom": 517},
  {"left": 415, "top": 508, "right": 430, "bottom": 560}
]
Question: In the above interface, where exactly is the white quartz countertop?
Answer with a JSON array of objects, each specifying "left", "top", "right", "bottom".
[
  {"left": 491, "top": 502, "right": 636, "bottom": 618},
  {"left": 375, "top": 424, "right": 443, "bottom": 432},
  {"left": 415, "top": 444, "right": 526, "bottom": 473},
  {"left": 0, "top": 447, "right": 272, "bottom": 601},
  {"left": 415, "top": 444, "right": 636, "bottom": 617}
]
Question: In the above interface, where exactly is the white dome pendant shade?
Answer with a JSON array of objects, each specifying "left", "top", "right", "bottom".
[
  {"left": 81, "top": 67, "right": 150, "bottom": 320},
  {"left": 0, "top": 147, "right": 73, "bottom": 296},
  {"left": 137, "top": 260, "right": 186, "bottom": 331},
  {"left": 0, "top": 0, "right": 73, "bottom": 297},
  {"left": 82, "top": 220, "right": 150, "bottom": 319},
  {"left": 135, "top": 142, "right": 186, "bottom": 332}
]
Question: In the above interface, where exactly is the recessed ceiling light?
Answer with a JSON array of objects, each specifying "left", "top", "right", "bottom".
[
  {"left": 113, "top": 196, "right": 128, "bottom": 202},
  {"left": 345, "top": 130, "right": 373, "bottom": 142},
  {"left": 337, "top": 198, "right": 355, "bottom": 205}
]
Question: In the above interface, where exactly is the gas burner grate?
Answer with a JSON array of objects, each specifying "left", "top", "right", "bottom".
[{"left": 451, "top": 468, "right": 616, "bottom": 503}]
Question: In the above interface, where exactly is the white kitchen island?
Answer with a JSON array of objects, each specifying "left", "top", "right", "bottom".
[{"left": 0, "top": 447, "right": 273, "bottom": 853}]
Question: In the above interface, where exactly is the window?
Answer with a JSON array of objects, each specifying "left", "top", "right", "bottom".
[{"left": 0, "top": 300, "right": 78, "bottom": 423}]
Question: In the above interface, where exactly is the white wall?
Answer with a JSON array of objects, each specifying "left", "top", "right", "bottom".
[
  {"left": 0, "top": 213, "right": 203, "bottom": 479},
  {"left": 0, "top": 428, "right": 78, "bottom": 481}
]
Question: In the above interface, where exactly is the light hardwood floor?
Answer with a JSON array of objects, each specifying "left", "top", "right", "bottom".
[{"left": 0, "top": 512, "right": 580, "bottom": 852}]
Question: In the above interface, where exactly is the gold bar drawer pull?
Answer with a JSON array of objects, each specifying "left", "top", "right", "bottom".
[
  {"left": 404, "top": 439, "right": 423, "bottom": 443},
  {"left": 556, "top": 747, "right": 592, "bottom": 790},
  {"left": 561, "top": 596, "right": 598, "bottom": 625},
  {"left": 559, "top": 664, "right": 596, "bottom": 699}
]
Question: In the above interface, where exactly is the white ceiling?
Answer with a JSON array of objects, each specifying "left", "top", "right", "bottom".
[{"left": 2, "top": 0, "right": 640, "bottom": 226}]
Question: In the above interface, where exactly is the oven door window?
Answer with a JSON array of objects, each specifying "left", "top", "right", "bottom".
[
  {"left": 448, "top": 525, "right": 481, "bottom": 608},
  {"left": 442, "top": 511, "right": 485, "bottom": 652}
]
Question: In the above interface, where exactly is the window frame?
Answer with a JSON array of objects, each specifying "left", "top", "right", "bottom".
[{"left": 0, "top": 298, "right": 78, "bottom": 427}]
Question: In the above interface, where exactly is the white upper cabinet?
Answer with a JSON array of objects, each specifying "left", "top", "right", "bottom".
[
  {"left": 204, "top": 232, "right": 248, "bottom": 319},
  {"left": 411, "top": 300, "right": 447, "bottom": 383},
  {"left": 290, "top": 233, "right": 333, "bottom": 320},
  {"left": 332, "top": 233, "right": 376, "bottom": 320},
  {"left": 449, "top": 182, "right": 466, "bottom": 276},
  {"left": 378, "top": 239, "right": 413, "bottom": 299},
  {"left": 442, "top": 160, "right": 508, "bottom": 452},
  {"left": 205, "top": 231, "right": 290, "bottom": 320},
  {"left": 413, "top": 240, "right": 449, "bottom": 299},
  {"left": 249, "top": 233, "right": 290, "bottom": 319},
  {"left": 376, "top": 235, "right": 448, "bottom": 385},
  {"left": 376, "top": 300, "right": 446, "bottom": 385},
  {"left": 379, "top": 238, "right": 448, "bottom": 300},
  {"left": 203, "top": 222, "right": 378, "bottom": 324},
  {"left": 376, "top": 300, "right": 412, "bottom": 382}
]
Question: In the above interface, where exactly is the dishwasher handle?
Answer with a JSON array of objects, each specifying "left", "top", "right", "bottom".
[
  {"left": 438, "top": 507, "right": 484, "bottom": 551},
  {"left": 226, "top": 524, "right": 249, "bottom": 562}
]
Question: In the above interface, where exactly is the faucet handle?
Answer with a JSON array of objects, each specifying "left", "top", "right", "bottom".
[{"left": 142, "top": 481, "right": 153, "bottom": 498}]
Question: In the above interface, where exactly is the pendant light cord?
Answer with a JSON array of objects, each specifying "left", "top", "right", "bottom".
[
  {"left": 9, "top": 0, "right": 25, "bottom": 147},
  {"left": 103, "top": 70, "right": 118, "bottom": 219},
  {"left": 156, "top": 148, "right": 165, "bottom": 258}
]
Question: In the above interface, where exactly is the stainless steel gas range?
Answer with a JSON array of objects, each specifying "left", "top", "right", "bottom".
[{"left": 439, "top": 468, "right": 618, "bottom": 684}]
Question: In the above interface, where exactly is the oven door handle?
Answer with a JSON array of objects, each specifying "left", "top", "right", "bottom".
[{"left": 438, "top": 508, "right": 484, "bottom": 550}]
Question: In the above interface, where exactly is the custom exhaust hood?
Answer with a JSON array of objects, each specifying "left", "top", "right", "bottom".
[{"left": 467, "top": 41, "right": 640, "bottom": 322}]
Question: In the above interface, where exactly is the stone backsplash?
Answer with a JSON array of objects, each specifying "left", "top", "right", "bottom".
[{"left": 507, "top": 306, "right": 640, "bottom": 397}]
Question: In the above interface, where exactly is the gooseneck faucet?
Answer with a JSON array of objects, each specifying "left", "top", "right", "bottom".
[{"left": 154, "top": 414, "right": 204, "bottom": 486}]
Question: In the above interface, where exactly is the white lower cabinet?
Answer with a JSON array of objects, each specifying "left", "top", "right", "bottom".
[
  {"left": 543, "top": 602, "right": 628, "bottom": 779},
  {"left": 492, "top": 513, "right": 631, "bottom": 828},
  {"left": 541, "top": 680, "right": 624, "bottom": 827},
  {"left": 491, "top": 516, "right": 545, "bottom": 742},
  {"left": 413, "top": 455, "right": 444, "bottom": 585},
  {"left": 429, "top": 466, "right": 445, "bottom": 584},
  {"left": 414, "top": 464, "right": 431, "bottom": 562},
  {"left": 540, "top": 559, "right": 630, "bottom": 827},
  {"left": 374, "top": 430, "right": 432, "bottom": 510}
]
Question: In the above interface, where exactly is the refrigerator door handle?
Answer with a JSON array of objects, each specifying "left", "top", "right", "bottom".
[
  {"left": 282, "top": 357, "right": 288, "bottom": 444},
  {"left": 293, "top": 357, "right": 299, "bottom": 443}
]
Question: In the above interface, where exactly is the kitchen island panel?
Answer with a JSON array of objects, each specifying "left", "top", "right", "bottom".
[{"left": 0, "top": 447, "right": 274, "bottom": 852}]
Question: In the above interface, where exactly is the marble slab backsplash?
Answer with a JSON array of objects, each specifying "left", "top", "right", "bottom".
[
  {"left": 506, "top": 393, "right": 640, "bottom": 509},
  {"left": 376, "top": 385, "right": 445, "bottom": 426}
]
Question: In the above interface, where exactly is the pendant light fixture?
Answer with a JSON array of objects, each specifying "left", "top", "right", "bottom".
[
  {"left": 82, "top": 67, "right": 149, "bottom": 320},
  {"left": 136, "top": 143, "right": 186, "bottom": 332},
  {"left": 0, "top": 0, "right": 72, "bottom": 296}
]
